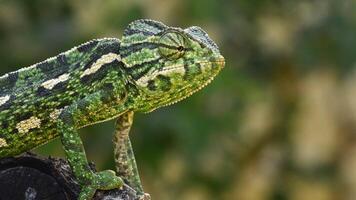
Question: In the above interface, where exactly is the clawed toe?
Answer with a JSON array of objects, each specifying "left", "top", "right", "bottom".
[{"left": 138, "top": 193, "right": 151, "bottom": 200}]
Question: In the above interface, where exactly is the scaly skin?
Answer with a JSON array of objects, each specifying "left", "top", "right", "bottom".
[{"left": 0, "top": 19, "right": 225, "bottom": 199}]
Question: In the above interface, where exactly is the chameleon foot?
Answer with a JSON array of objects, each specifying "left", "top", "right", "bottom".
[
  {"left": 138, "top": 193, "right": 151, "bottom": 200},
  {"left": 79, "top": 170, "right": 124, "bottom": 200}
]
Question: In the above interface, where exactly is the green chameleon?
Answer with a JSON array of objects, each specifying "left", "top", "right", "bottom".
[{"left": 0, "top": 19, "right": 224, "bottom": 199}]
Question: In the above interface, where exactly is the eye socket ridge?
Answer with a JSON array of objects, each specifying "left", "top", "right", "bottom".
[{"left": 158, "top": 30, "right": 188, "bottom": 60}]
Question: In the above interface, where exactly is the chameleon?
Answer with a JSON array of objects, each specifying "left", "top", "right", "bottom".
[{"left": 0, "top": 19, "right": 225, "bottom": 199}]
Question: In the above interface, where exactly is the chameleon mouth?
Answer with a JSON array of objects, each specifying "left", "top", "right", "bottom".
[
  {"left": 141, "top": 56, "right": 225, "bottom": 113},
  {"left": 212, "top": 56, "right": 225, "bottom": 68},
  {"left": 198, "top": 56, "right": 225, "bottom": 72},
  {"left": 160, "top": 72, "right": 217, "bottom": 108},
  {"left": 160, "top": 58, "right": 224, "bottom": 108}
]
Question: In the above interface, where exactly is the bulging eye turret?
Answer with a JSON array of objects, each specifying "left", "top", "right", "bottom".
[{"left": 158, "top": 30, "right": 187, "bottom": 60}]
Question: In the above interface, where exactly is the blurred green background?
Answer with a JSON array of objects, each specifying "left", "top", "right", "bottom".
[{"left": 1, "top": 0, "right": 356, "bottom": 200}]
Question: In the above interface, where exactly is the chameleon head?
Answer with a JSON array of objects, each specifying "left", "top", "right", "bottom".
[{"left": 121, "top": 19, "right": 225, "bottom": 112}]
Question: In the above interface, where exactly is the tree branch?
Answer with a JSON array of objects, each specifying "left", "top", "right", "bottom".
[{"left": 0, "top": 152, "right": 140, "bottom": 200}]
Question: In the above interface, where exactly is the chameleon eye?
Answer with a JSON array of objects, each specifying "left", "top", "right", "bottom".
[{"left": 158, "top": 30, "right": 187, "bottom": 60}]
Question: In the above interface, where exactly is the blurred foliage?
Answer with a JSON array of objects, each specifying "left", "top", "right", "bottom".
[{"left": 1, "top": 0, "right": 356, "bottom": 199}]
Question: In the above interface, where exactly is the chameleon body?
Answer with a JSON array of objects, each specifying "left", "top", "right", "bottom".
[{"left": 0, "top": 19, "right": 224, "bottom": 199}]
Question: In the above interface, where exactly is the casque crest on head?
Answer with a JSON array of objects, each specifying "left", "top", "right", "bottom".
[{"left": 120, "top": 19, "right": 225, "bottom": 112}]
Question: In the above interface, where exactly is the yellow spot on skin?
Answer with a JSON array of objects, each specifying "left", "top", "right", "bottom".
[
  {"left": 80, "top": 53, "right": 121, "bottom": 78},
  {"left": 0, "top": 138, "right": 8, "bottom": 147},
  {"left": 16, "top": 116, "right": 41, "bottom": 134},
  {"left": 49, "top": 109, "right": 63, "bottom": 121},
  {"left": 0, "top": 95, "right": 10, "bottom": 106},
  {"left": 41, "top": 74, "right": 70, "bottom": 90}
]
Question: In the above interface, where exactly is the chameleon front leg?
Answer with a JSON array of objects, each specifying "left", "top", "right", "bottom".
[
  {"left": 58, "top": 91, "right": 124, "bottom": 200},
  {"left": 113, "top": 111, "right": 150, "bottom": 199}
]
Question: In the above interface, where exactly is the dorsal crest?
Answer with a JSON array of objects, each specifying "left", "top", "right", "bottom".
[
  {"left": 121, "top": 20, "right": 169, "bottom": 68},
  {"left": 123, "top": 19, "right": 167, "bottom": 37}
]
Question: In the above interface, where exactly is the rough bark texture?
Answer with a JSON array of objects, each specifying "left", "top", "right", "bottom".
[{"left": 0, "top": 153, "right": 139, "bottom": 200}]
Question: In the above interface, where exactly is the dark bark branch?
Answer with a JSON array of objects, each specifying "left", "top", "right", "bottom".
[{"left": 0, "top": 152, "right": 140, "bottom": 200}]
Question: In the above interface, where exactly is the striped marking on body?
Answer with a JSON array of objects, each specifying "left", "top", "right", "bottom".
[
  {"left": 122, "top": 48, "right": 160, "bottom": 68},
  {"left": 41, "top": 73, "right": 70, "bottom": 90},
  {"left": 121, "top": 35, "right": 156, "bottom": 47},
  {"left": 0, "top": 95, "right": 11, "bottom": 107},
  {"left": 136, "top": 64, "right": 185, "bottom": 87},
  {"left": 0, "top": 73, "right": 9, "bottom": 79},
  {"left": 80, "top": 53, "right": 121, "bottom": 78},
  {"left": 16, "top": 116, "right": 42, "bottom": 134}
]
